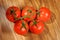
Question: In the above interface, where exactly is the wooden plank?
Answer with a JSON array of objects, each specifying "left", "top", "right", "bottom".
[{"left": 0, "top": 0, "right": 60, "bottom": 40}]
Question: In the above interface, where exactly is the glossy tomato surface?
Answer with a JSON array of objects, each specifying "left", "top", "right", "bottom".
[
  {"left": 14, "top": 20, "right": 29, "bottom": 35},
  {"left": 29, "top": 20, "right": 44, "bottom": 34},
  {"left": 37, "top": 7, "right": 51, "bottom": 22},
  {"left": 22, "top": 6, "right": 36, "bottom": 22},
  {"left": 6, "top": 6, "right": 21, "bottom": 22}
]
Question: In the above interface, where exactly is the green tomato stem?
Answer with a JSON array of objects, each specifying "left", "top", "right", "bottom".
[{"left": 33, "top": 20, "right": 37, "bottom": 25}]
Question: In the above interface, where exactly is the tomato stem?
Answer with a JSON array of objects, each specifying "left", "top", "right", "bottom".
[
  {"left": 19, "top": 17, "right": 23, "bottom": 20},
  {"left": 19, "top": 16, "right": 30, "bottom": 20},
  {"left": 23, "top": 16, "right": 30, "bottom": 18},
  {"left": 10, "top": 9, "right": 15, "bottom": 14}
]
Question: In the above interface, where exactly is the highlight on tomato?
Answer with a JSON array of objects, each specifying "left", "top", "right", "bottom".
[
  {"left": 37, "top": 7, "right": 51, "bottom": 22},
  {"left": 29, "top": 20, "right": 44, "bottom": 34},
  {"left": 22, "top": 6, "right": 36, "bottom": 22},
  {"left": 14, "top": 20, "right": 29, "bottom": 35},
  {"left": 6, "top": 6, "right": 21, "bottom": 22}
]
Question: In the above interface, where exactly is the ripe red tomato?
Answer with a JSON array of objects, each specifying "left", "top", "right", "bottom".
[
  {"left": 29, "top": 20, "right": 44, "bottom": 34},
  {"left": 37, "top": 7, "right": 51, "bottom": 22},
  {"left": 22, "top": 6, "right": 36, "bottom": 22},
  {"left": 6, "top": 6, "right": 21, "bottom": 22},
  {"left": 14, "top": 20, "right": 29, "bottom": 35}
]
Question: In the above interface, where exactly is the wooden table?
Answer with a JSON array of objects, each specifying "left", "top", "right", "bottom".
[{"left": 0, "top": 0, "right": 60, "bottom": 40}]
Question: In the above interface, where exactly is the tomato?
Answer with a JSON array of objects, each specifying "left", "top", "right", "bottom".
[
  {"left": 14, "top": 20, "right": 29, "bottom": 35},
  {"left": 22, "top": 6, "right": 36, "bottom": 22},
  {"left": 37, "top": 7, "right": 51, "bottom": 22},
  {"left": 29, "top": 20, "right": 44, "bottom": 34},
  {"left": 6, "top": 6, "right": 21, "bottom": 22}
]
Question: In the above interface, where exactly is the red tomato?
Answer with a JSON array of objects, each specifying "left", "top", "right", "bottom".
[
  {"left": 14, "top": 20, "right": 29, "bottom": 35},
  {"left": 6, "top": 6, "right": 21, "bottom": 22},
  {"left": 29, "top": 20, "right": 44, "bottom": 34},
  {"left": 22, "top": 6, "right": 36, "bottom": 22},
  {"left": 37, "top": 7, "right": 51, "bottom": 22}
]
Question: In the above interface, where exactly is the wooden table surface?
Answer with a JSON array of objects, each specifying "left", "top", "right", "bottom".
[{"left": 0, "top": 0, "right": 60, "bottom": 40}]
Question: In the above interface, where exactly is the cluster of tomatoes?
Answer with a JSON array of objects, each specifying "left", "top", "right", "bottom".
[{"left": 6, "top": 6, "right": 51, "bottom": 35}]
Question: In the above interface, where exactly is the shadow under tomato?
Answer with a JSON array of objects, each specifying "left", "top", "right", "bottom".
[
  {"left": 37, "top": 24, "right": 50, "bottom": 39},
  {"left": 46, "top": 12, "right": 56, "bottom": 24}
]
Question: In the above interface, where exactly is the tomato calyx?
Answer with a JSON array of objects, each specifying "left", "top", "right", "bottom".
[
  {"left": 32, "top": 20, "right": 38, "bottom": 28},
  {"left": 10, "top": 9, "right": 18, "bottom": 20},
  {"left": 22, "top": 22, "right": 26, "bottom": 29},
  {"left": 33, "top": 20, "right": 37, "bottom": 25},
  {"left": 10, "top": 9, "right": 16, "bottom": 15},
  {"left": 10, "top": 9, "right": 15, "bottom": 14},
  {"left": 27, "top": 9, "right": 32, "bottom": 13},
  {"left": 36, "top": 11, "right": 40, "bottom": 16},
  {"left": 20, "top": 21, "right": 27, "bottom": 30}
]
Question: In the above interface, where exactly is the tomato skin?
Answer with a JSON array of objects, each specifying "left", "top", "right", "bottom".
[
  {"left": 29, "top": 20, "right": 44, "bottom": 34},
  {"left": 37, "top": 7, "right": 51, "bottom": 22},
  {"left": 22, "top": 6, "right": 36, "bottom": 22},
  {"left": 6, "top": 6, "right": 21, "bottom": 22},
  {"left": 14, "top": 20, "right": 29, "bottom": 35}
]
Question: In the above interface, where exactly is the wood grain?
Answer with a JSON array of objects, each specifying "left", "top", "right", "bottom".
[{"left": 0, "top": 0, "right": 60, "bottom": 40}]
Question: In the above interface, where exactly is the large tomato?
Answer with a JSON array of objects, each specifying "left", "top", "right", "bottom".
[
  {"left": 37, "top": 7, "right": 51, "bottom": 22},
  {"left": 6, "top": 6, "right": 21, "bottom": 22},
  {"left": 22, "top": 6, "right": 36, "bottom": 22},
  {"left": 14, "top": 20, "right": 29, "bottom": 35},
  {"left": 29, "top": 20, "right": 44, "bottom": 34}
]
